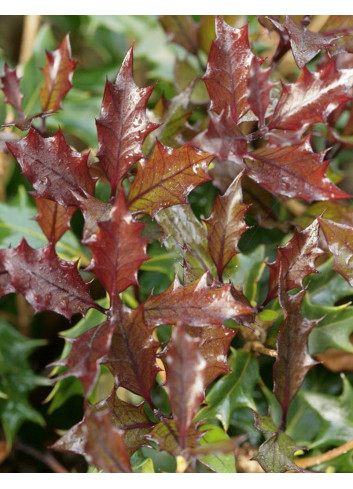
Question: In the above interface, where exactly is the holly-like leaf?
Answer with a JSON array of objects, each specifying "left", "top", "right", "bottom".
[
  {"left": 255, "top": 431, "right": 303, "bottom": 473},
  {"left": 0, "top": 240, "right": 96, "bottom": 319},
  {"left": 186, "top": 324, "right": 236, "bottom": 387},
  {"left": 40, "top": 34, "right": 77, "bottom": 113},
  {"left": 1, "top": 62, "right": 24, "bottom": 116},
  {"left": 273, "top": 286, "right": 320, "bottom": 427},
  {"left": 164, "top": 323, "right": 206, "bottom": 448},
  {"left": 248, "top": 58, "right": 273, "bottom": 126},
  {"left": 84, "top": 191, "right": 148, "bottom": 308},
  {"left": 245, "top": 138, "right": 350, "bottom": 202},
  {"left": 318, "top": 217, "right": 353, "bottom": 287},
  {"left": 35, "top": 197, "right": 76, "bottom": 244},
  {"left": 269, "top": 60, "right": 353, "bottom": 131},
  {"left": 266, "top": 219, "right": 324, "bottom": 302},
  {"left": 7, "top": 127, "right": 95, "bottom": 207},
  {"left": 203, "top": 16, "right": 257, "bottom": 123},
  {"left": 204, "top": 172, "right": 249, "bottom": 279},
  {"left": 160, "top": 15, "right": 199, "bottom": 55},
  {"left": 282, "top": 16, "right": 339, "bottom": 69},
  {"left": 96, "top": 47, "right": 157, "bottom": 195},
  {"left": 0, "top": 319, "right": 47, "bottom": 447},
  {"left": 196, "top": 424, "right": 236, "bottom": 473},
  {"left": 300, "top": 376, "right": 353, "bottom": 449},
  {"left": 146, "top": 419, "right": 201, "bottom": 457},
  {"left": 54, "top": 320, "right": 114, "bottom": 396},
  {"left": 144, "top": 273, "right": 253, "bottom": 328},
  {"left": 195, "top": 349, "right": 259, "bottom": 430},
  {"left": 105, "top": 306, "right": 160, "bottom": 403},
  {"left": 128, "top": 141, "right": 213, "bottom": 217}
]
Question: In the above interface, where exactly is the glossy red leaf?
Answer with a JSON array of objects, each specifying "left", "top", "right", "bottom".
[
  {"left": 35, "top": 197, "right": 76, "bottom": 244},
  {"left": 318, "top": 217, "right": 353, "bottom": 287},
  {"left": 144, "top": 273, "right": 254, "bottom": 327},
  {"left": 269, "top": 60, "right": 353, "bottom": 131},
  {"left": 266, "top": 219, "right": 324, "bottom": 302},
  {"left": 128, "top": 141, "right": 213, "bottom": 217},
  {"left": 204, "top": 172, "right": 249, "bottom": 279},
  {"left": 248, "top": 57, "right": 274, "bottom": 125},
  {"left": 274, "top": 285, "right": 320, "bottom": 427},
  {"left": 0, "top": 240, "right": 96, "bottom": 319},
  {"left": 193, "top": 110, "right": 247, "bottom": 166},
  {"left": 0, "top": 266, "right": 14, "bottom": 298},
  {"left": 1, "top": 62, "right": 24, "bottom": 116},
  {"left": 83, "top": 191, "right": 148, "bottom": 308},
  {"left": 40, "top": 34, "right": 77, "bottom": 112},
  {"left": 7, "top": 127, "right": 95, "bottom": 207},
  {"left": 160, "top": 15, "right": 199, "bottom": 55},
  {"left": 164, "top": 323, "right": 206, "bottom": 448},
  {"left": 282, "top": 16, "right": 339, "bottom": 69},
  {"left": 203, "top": 16, "right": 258, "bottom": 123},
  {"left": 185, "top": 324, "right": 236, "bottom": 387},
  {"left": 96, "top": 47, "right": 157, "bottom": 195},
  {"left": 55, "top": 321, "right": 114, "bottom": 396},
  {"left": 105, "top": 306, "right": 160, "bottom": 403},
  {"left": 83, "top": 407, "right": 132, "bottom": 473},
  {"left": 245, "top": 137, "right": 350, "bottom": 202}
]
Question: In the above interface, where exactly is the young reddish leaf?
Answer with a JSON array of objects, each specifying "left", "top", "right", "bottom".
[
  {"left": 160, "top": 15, "right": 199, "bottom": 55},
  {"left": 144, "top": 273, "right": 253, "bottom": 328},
  {"left": 54, "top": 321, "right": 114, "bottom": 396},
  {"left": 35, "top": 197, "right": 76, "bottom": 244},
  {"left": 40, "top": 34, "right": 77, "bottom": 112},
  {"left": 203, "top": 16, "right": 257, "bottom": 123},
  {"left": 164, "top": 323, "right": 206, "bottom": 448},
  {"left": 204, "top": 172, "right": 249, "bottom": 279},
  {"left": 193, "top": 110, "right": 247, "bottom": 166},
  {"left": 147, "top": 419, "right": 201, "bottom": 457},
  {"left": 79, "top": 197, "right": 112, "bottom": 241},
  {"left": 185, "top": 324, "right": 236, "bottom": 387},
  {"left": 248, "top": 58, "right": 274, "bottom": 126},
  {"left": 274, "top": 285, "right": 320, "bottom": 427},
  {"left": 245, "top": 138, "right": 350, "bottom": 202},
  {"left": 318, "top": 217, "right": 353, "bottom": 287},
  {"left": 83, "top": 407, "right": 132, "bottom": 473},
  {"left": 266, "top": 219, "right": 324, "bottom": 302},
  {"left": 128, "top": 141, "right": 213, "bottom": 217},
  {"left": 282, "top": 16, "right": 339, "bottom": 69},
  {"left": 7, "top": 128, "right": 95, "bottom": 207},
  {"left": 269, "top": 60, "right": 353, "bottom": 131},
  {"left": 83, "top": 191, "right": 148, "bottom": 307},
  {"left": 96, "top": 47, "right": 157, "bottom": 195},
  {"left": 1, "top": 63, "right": 24, "bottom": 116},
  {"left": 105, "top": 306, "right": 161, "bottom": 403},
  {"left": 0, "top": 240, "right": 96, "bottom": 319}
]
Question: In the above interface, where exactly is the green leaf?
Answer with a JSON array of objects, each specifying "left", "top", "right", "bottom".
[
  {"left": 0, "top": 319, "right": 48, "bottom": 447},
  {"left": 198, "top": 424, "right": 236, "bottom": 473},
  {"left": 300, "top": 376, "right": 353, "bottom": 449},
  {"left": 195, "top": 349, "right": 259, "bottom": 430},
  {"left": 254, "top": 431, "right": 303, "bottom": 473}
]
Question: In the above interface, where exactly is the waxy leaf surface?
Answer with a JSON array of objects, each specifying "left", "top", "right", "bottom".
[
  {"left": 105, "top": 306, "right": 160, "bottom": 402},
  {"left": 248, "top": 58, "right": 273, "bottom": 125},
  {"left": 96, "top": 47, "right": 157, "bottom": 194},
  {"left": 318, "top": 217, "right": 353, "bottom": 287},
  {"left": 0, "top": 240, "right": 96, "bottom": 319},
  {"left": 164, "top": 323, "right": 206, "bottom": 448},
  {"left": 144, "top": 274, "right": 253, "bottom": 328},
  {"left": 266, "top": 219, "right": 324, "bottom": 302},
  {"left": 269, "top": 61, "right": 353, "bottom": 131},
  {"left": 84, "top": 191, "right": 148, "bottom": 307},
  {"left": 245, "top": 138, "right": 349, "bottom": 202},
  {"left": 128, "top": 141, "right": 213, "bottom": 217},
  {"left": 204, "top": 172, "right": 249, "bottom": 279},
  {"left": 35, "top": 197, "right": 76, "bottom": 244},
  {"left": 203, "top": 16, "right": 257, "bottom": 123},
  {"left": 7, "top": 128, "right": 95, "bottom": 207},
  {"left": 40, "top": 35, "right": 77, "bottom": 112},
  {"left": 273, "top": 287, "right": 319, "bottom": 426}
]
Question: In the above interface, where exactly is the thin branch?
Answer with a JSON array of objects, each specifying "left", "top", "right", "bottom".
[
  {"left": 15, "top": 440, "right": 69, "bottom": 473},
  {"left": 296, "top": 439, "right": 353, "bottom": 468}
]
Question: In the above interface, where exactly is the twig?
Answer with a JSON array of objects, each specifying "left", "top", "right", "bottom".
[
  {"left": 19, "top": 15, "right": 41, "bottom": 66},
  {"left": 296, "top": 439, "right": 353, "bottom": 468},
  {"left": 15, "top": 440, "right": 69, "bottom": 473}
]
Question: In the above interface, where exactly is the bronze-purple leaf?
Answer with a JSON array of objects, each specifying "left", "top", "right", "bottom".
[
  {"left": 248, "top": 57, "right": 274, "bottom": 126},
  {"left": 96, "top": 46, "right": 158, "bottom": 195},
  {"left": 144, "top": 273, "right": 254, "bottom": 327},
  {"left": 35, "top": 197, "right": 76, "bottom": 244},
  {"left": 146, "top": 419, "right": 202, "bottom": 457},
  {"left": 1, "top": 62, "right": 24, "bottom": 116},
  {"left": 0, "top": 240, "right": 96, "bottom": 320}
]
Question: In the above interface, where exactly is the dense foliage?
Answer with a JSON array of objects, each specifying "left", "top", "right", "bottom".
[{"left": 1, "top": 14, "right": 353, "bottom": 473}]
